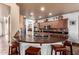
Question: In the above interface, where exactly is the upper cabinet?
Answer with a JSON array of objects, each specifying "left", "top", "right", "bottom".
[{"left": 39, "top": 18, "right": 68, "bottom": 29}]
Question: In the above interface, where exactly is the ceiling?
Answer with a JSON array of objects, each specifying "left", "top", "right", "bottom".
[{"left": 17, "top": 3, "right": 79, "bottom": 20}]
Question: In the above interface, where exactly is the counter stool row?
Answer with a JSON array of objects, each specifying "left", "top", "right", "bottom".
[{"left": 9, "top": 40, "right": 73, "bottom": 55}]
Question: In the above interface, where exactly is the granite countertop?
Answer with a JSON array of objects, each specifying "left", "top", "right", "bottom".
[{"left": 19, "top": 36, "right": 66, "bottom": 44}]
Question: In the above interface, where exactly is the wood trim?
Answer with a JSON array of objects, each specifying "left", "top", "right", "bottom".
[
  {"left": 72, "top": 42, "right": 79, "bottom": 46},
  {"left": 19, "top": 39, "right": 65, "bottom": 44}
]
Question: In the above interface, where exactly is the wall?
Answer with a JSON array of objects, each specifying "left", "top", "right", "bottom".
[
  {"left": 3, "top": 3, "right": 20, "bottom": 40},
  {"left": 0, "top": 4, "right": 10, "bottom": 17},
  {"left": 47, "top": 12, "right": 79, "bottom": 43},
  {"left": 0, "top": 4, "right": 10, "bottom": 36},
  {"left": 63, "top": 12, "right": 79, "bottom": 43},
  {"left": 19, "top": 15, "right": 25, "bottom": 29}
]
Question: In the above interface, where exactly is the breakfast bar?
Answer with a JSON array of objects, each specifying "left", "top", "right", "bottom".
[{"left": 19, "top": 36, "right": 67, "bottom": 55}]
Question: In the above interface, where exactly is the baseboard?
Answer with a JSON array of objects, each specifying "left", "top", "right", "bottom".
[{"left": 72, "top": 42, "right": 79, "bottom": 46}]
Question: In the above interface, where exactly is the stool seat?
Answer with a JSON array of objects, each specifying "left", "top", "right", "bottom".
[
  {"left": 25, "top": 46, "right": 41, "bottom": 55},
  {"left": 52, "top": 44, "right": 64, "bottom": 48},
  {"left": 55, "top": 47, "right": 67, "bottom": 55},
  {"left": 51, "top": 44, "right": 67, "bottom": 55},
  {"left": 55, "top": 47, "right": 67, "bottom": 51}
]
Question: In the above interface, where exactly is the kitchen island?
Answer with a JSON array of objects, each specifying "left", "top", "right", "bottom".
[{"left": 19, "top": 36, "right": 67, "bottom": 55}]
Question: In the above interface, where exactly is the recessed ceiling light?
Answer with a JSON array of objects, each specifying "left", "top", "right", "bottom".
[
  {"left": 39, "top": 16, "right": 42, "bottom": 18},
  {"left": 40, "top": 7, "right": 45, "bottom": 11},
  {"left": 30, "top": 12, "right": 34, "bottom": 15},
  {"left": 49, "top": 13, "right": 52, "bottom": 16}
]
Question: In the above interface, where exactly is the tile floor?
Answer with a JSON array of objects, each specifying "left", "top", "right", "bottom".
[
  {"left": 0, "top": 35, "right": 9, "bottom": 55},
  {"left": 72, "top": 45, "right": 79, "bottom": 55}
]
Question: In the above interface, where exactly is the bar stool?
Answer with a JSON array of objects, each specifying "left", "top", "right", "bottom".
[
  {"left": 51, "top": 44, "right": 66, "bottom": 55},
  {"left": 63, "top": 40, "right": 73, "bottom": 55},
  {"left": 51, "top": 40, "right": 73, "bottom": 55},
  {"left": 54, "top": 47, "right": 67, "bottom": 55},
  {"left": 9, "top": 42, "right": 20, "bottom": 55},
  {"left": 25, "top": 46, "right": 41, "bottom": 55}
]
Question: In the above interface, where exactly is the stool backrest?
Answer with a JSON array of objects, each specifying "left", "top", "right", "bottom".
[
  {"left": 63, "top": 40, "right": 73, "bottom": 55},
  {"left": 9, "top": 42, "right": 19, "bottom": 55},
  {"left": 63, "top": 40, "right": 72, "bottom": 47}
]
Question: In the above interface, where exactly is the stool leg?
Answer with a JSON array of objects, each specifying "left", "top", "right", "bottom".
[
  {"left": 51, "top": 50, "right": 52, "bottom": 55},
  {"left": 55, "top": 51, "right": 57, "bottom": 55},
  {"left": 62, "top": 51, "right": 64, "bottom": 55},
  {"left": 51, "top": 46, "right": 53, "bottom": 55},
  {"left": 63, "top": 51, "right": 66, "bottom": 55},
  {"left": 70, "top": 46, "right": 73, "bottom": 55},
  {"left": 60, "top": 51, "right": 62, "bottom": 55}
]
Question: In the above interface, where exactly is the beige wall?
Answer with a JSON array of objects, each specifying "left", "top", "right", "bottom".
[
  {"left": 19, "top": 15, "right": 25, "bottom": 29},
  {"left": 63, "top": 12, "right": 79, "bottom": 43},
  {"left": 0, "top": 4, "right": 10, "bottom": 36},
  {"left": 3, "top": 3, "right": 20, "bottom": 39}
]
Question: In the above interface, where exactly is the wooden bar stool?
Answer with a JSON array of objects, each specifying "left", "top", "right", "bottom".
[
  {"left": 51, "top": 40, "right": 73, "bottom": 55},
  {"left": 63, "top": 40, "right": 73, "bottom": 55},
  {"left": 9, "top": 42, "right": 20, "bottom": 55},
  {"left": 54, "top": 47, "right": 67, "bottom": 55},
  {"left": 25, "top": 46, "right": 41, "bottom": 55},
  {"left": 51, "top": 44, "right": 66, "bottom": 55}
]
